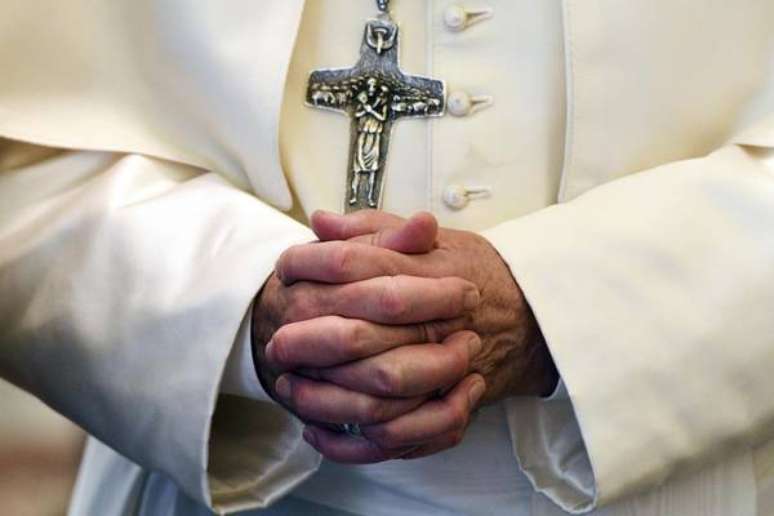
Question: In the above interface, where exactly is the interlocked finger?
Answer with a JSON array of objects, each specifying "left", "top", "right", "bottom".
[
  {"left": 361, "top": 374, "right": 485, "bottom": 450},
  {"left": 277, "top": 241, "right": 422, "bottom": 285},
  {"left": 302, "top": 374, "right": 485, "bottom": 464},
  {"left": 274, "top": 373, "right": 426, "bottom": 425},
  {"left": 312, "top": 331, "right": 482, "bottom": 398},
  {"left": 311, "top": 210, "right": 439, "bottom": 251},
  {"left": 311, "top": 209, "right": 404, "bottom": 240},
  {"left": 266, "top": 316, "right": 467, "bottom": 372},
  {"left": 282, "top": 275, "right": 479, "bottom": 325},
  {"left": 335, "top": 275, "right": 479, "bottom": 324}
]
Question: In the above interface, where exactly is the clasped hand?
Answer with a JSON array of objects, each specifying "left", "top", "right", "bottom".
[{"left": 252, "top": 210, "right": 557, "bottom": 463}]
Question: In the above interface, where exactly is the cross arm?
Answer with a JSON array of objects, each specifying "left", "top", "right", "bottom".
[
  {"left": 306, "top": 68, "right": 357, "bottom": 113},
  {"left": 389, "top": 73, "right": 446, "bottom": 119}
]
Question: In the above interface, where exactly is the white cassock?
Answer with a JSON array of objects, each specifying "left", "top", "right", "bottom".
[{"left": 1, "top": 1, "right": 774, "bottom": 515}]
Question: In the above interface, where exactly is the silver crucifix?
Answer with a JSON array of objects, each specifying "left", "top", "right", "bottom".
[{"left": 306, "top": 11, "right": 446, "bottom": 212}]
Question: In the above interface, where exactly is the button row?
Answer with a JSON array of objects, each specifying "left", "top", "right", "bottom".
[{"left": 441, "top": 5, "right": 494, "bottom": 211}]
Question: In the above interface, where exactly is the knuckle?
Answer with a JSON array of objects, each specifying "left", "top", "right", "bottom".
[
  {"left": 379, "top": 278, "right": 408, "bottom": 319},
  {"left": 361, "top": 398, "right": 388, "bottom": 424},
  {"left": 283, "top": 290, "right": 302, "bottom": 321},
  {"left": 373, "top": 362, "right": 402, "bottom": 397},
  {"left": 382, "top": 255, "right": 401, "bottom": 277},
  {"left": 343, "top": 320, "right": 369, "bottom": 356},
  {"left": 329, "top": 244, "right": 353, "bottom": 279},
  {"left": 285, "top": 286, "right": 316, "bottom": 322}
]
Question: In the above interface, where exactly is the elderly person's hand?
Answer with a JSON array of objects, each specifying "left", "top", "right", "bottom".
[{"left": 258, "top": 210, "right": 557, "bottom": 463}]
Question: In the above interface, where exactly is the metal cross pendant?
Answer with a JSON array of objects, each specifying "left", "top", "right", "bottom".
[{"left": 306, "top": 8, "right": 446, "bottom": 212}]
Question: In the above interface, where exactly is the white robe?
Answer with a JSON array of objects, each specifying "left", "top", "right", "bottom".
[{"left": 0, "top": 1, "right": 773, "bottom": 515}]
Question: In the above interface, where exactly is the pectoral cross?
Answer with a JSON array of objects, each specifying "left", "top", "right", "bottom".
[{"left": 306, "top": 12, "right": 446, "bottom": 212}]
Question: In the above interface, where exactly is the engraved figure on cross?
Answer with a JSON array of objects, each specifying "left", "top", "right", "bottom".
[
  {"left": 306, "top": 17, "right": 446, "bottom": 212},
  {"left": 352, "top": 78, "right": 389, "bottom": 207}
]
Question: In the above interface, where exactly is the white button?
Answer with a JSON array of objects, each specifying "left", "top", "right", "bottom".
[
  {"left": 443, "top": 5, "right": 494, "bottom": 32},
  {"left": 443, "top": 184, "right": 471, "bottom": 209},
  {"left": 447, "top": 91, "right": 494, "bottom": 117},
  {"left": 443, "top": 185, "right": 493, "bottom": 210},
  {"left": 444, "top": 5, "right": 468, "bottom": 31},
  {"left": 448, "top": 91, "right": 473, "bottom": 117}
]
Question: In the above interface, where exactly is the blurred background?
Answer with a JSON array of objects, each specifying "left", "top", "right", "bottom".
[{"left": 0, "top": 379, "right": 84, "bottom": 516}]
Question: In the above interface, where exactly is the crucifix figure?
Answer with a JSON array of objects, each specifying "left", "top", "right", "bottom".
[{"left": 306, "top": 15, "right": 446, "bottom": 212}]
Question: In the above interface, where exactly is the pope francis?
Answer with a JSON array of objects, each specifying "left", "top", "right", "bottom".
[{"left": 1, "top": 1, "right": 774, "bottom": 515}]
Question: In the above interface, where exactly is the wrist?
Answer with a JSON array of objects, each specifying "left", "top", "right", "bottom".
[
  {"left": 511, "top": 282, "right": 559, "bottom": 398},
  {"left": 250, "top": 273, "right": 284, "bottom": 404},
  {"left": 523, "top": 317, "right": 560, "bottom": 397},
  {"left": 519, "top": 294, "right": 559, "bottom": 398}
]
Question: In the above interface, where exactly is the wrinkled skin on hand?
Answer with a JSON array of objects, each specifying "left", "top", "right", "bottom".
[
  {"left": 278, "top": 210, "right": 558, "bottom": 402},
  {"left": 251, "top": 231, "right": 484, "bottom": 459},
  {"left": 253, "top": 210, "right": 558, "bottom": 463}
]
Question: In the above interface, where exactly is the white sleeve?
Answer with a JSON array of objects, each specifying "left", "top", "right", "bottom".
[
  {"left": 0, "top": 148, "right": 319, "bottom": 513},
  {"left": 481, "top": 132, "right": 774, "bottom": 512}
]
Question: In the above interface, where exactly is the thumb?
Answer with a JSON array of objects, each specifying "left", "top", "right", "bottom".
[
  {"left": 362, "top": 211, "right": 438, "bottom": 254},
  {"left": 312, "top": 210, "right": 438, "bottom": 254},
  {"left": 311, "top": 210, "right": 403, "bottom": 240}
]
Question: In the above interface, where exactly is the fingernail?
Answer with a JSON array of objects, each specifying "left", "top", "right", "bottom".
[
  {"left": 265, "top": 340, "right": 275, "bottom": 361},
  {"left": 468, "top": 380, "right": 486, "bottom": 406},
  {"left": 303, "top": 427, "right": 317, "bottom": 447},
  {"left": 467, "top": 334, "right": 482, "bottom": 356},
  {"left": 275, "top": 375, "right": 291, "bottom": 401},
  {"left": 464, "top": 288, "right": 480, "bottom": 310}
]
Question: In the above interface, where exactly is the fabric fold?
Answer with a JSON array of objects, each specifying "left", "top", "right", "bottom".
[
  {"left": 0, "top": 149, "right": 318, "bottom": 511},
  {"left": 0, "top": 0, "right": 306, "bottom": 210},
  {"left": 482, "top": 140, "right": 774, "bottom": 512}
]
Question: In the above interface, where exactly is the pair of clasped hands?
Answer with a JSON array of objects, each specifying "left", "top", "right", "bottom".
[{"left": 253, "top": 210, "right": 558, "bottom": 463}]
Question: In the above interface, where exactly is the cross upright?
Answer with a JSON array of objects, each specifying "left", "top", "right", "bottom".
[{"left": 306, "top": 16, "right": 446, "bottom": 212}]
